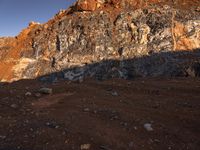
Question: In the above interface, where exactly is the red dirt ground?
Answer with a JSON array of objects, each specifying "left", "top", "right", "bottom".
[{"left": 0, "top": 78, "right": 199, "bottom": 150}]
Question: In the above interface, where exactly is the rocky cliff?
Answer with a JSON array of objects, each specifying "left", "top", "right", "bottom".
[{"left": 0, "top": 0, "right": 200, "bottom": 82}]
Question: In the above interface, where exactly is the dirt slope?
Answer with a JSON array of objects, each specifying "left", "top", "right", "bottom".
[{"left": 0, "top": 78, "right": 200, "bottom": 150}]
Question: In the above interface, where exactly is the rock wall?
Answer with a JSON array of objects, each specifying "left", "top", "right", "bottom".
[{"left": 0, "top": 0, "right": 200, "bottom": 82}]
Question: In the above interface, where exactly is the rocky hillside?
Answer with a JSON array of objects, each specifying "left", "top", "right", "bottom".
[{"left": 0, "top": 0, "right": 200, "bottom": 82}]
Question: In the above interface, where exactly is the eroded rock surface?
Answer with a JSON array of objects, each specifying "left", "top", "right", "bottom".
[{"left": 0, "top": 0, "right": 200, "bottom": 82}]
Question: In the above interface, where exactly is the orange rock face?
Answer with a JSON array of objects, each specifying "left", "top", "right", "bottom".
[
  {"left": 75, "top": 0, "right": 162, "bottom": 11},
  {"left": 174, "top": 21, "right": 200, "bottom": 51},
  {"left": 76, "top": 0, "right": 98, "bottom": 11}
]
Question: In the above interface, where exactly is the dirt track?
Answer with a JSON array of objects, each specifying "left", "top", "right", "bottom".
[{"left": 0, "top": 78, "right": 200, "bottom": 150}]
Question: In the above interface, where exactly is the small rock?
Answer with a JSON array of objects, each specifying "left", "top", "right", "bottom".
[
  {"left": 25, "top": 92, "right": 32, "bottom": 96},
  {"left": 83, "top": 108, "right": 90, "bottom": 112},
  {"left": 168, "top": 146, "right": 172, "bottom": 150},
  {"left": 45, "top": 122, "right": 59, "bottom": 129},
  {"left": 35, "top": 93, "right": 41, "bottom": 97},
  {"left": 111, "top": 91, "right": 118, "bottom": 96},
  {"left": 123, "top": 122, "right": 128, "bottom": 126},
  {"left": 64, "top": 139, "right": 69, "bottom": 144},
  {"left": 81, "top": 144, "right": 91, "bottom": 150},
  {"left": 39, "top": 88, "right": 52, "bottom": 94},
  {"left": 0, "top": 135, "right": 6, "bottom": 139},
  {"left": 196, "top": 6, "right": 200, "bottom": 12},
  {"left": 144, "top": 123, "right": 153, "bottom": 131},
  {"left": 10, "top": 104, "right": 18, "bottom": 109}
]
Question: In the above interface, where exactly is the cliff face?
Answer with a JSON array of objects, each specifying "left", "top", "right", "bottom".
[{"left": 0, "top": 0, "right": 200, "bottom": 82}]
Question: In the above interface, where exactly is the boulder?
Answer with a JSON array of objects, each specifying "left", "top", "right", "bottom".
[
  {"left": 76, "top": 0, "right": 98, "bottom": 11},
  {"left": 39, "top": 88, "right": 53, "bottom": 94}
]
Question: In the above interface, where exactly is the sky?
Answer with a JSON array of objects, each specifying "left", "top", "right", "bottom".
[{"left": 0, "top": 0, "right": 75, "bottom": 37}]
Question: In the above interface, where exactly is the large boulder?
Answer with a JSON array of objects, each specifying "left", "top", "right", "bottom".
[{"left": 76, "top": 0, "right": 98, "bottom": 11}]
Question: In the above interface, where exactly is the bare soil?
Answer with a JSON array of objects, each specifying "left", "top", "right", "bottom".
[{"left": 0, "top": 78, "right": 200, "bottom": 150}]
